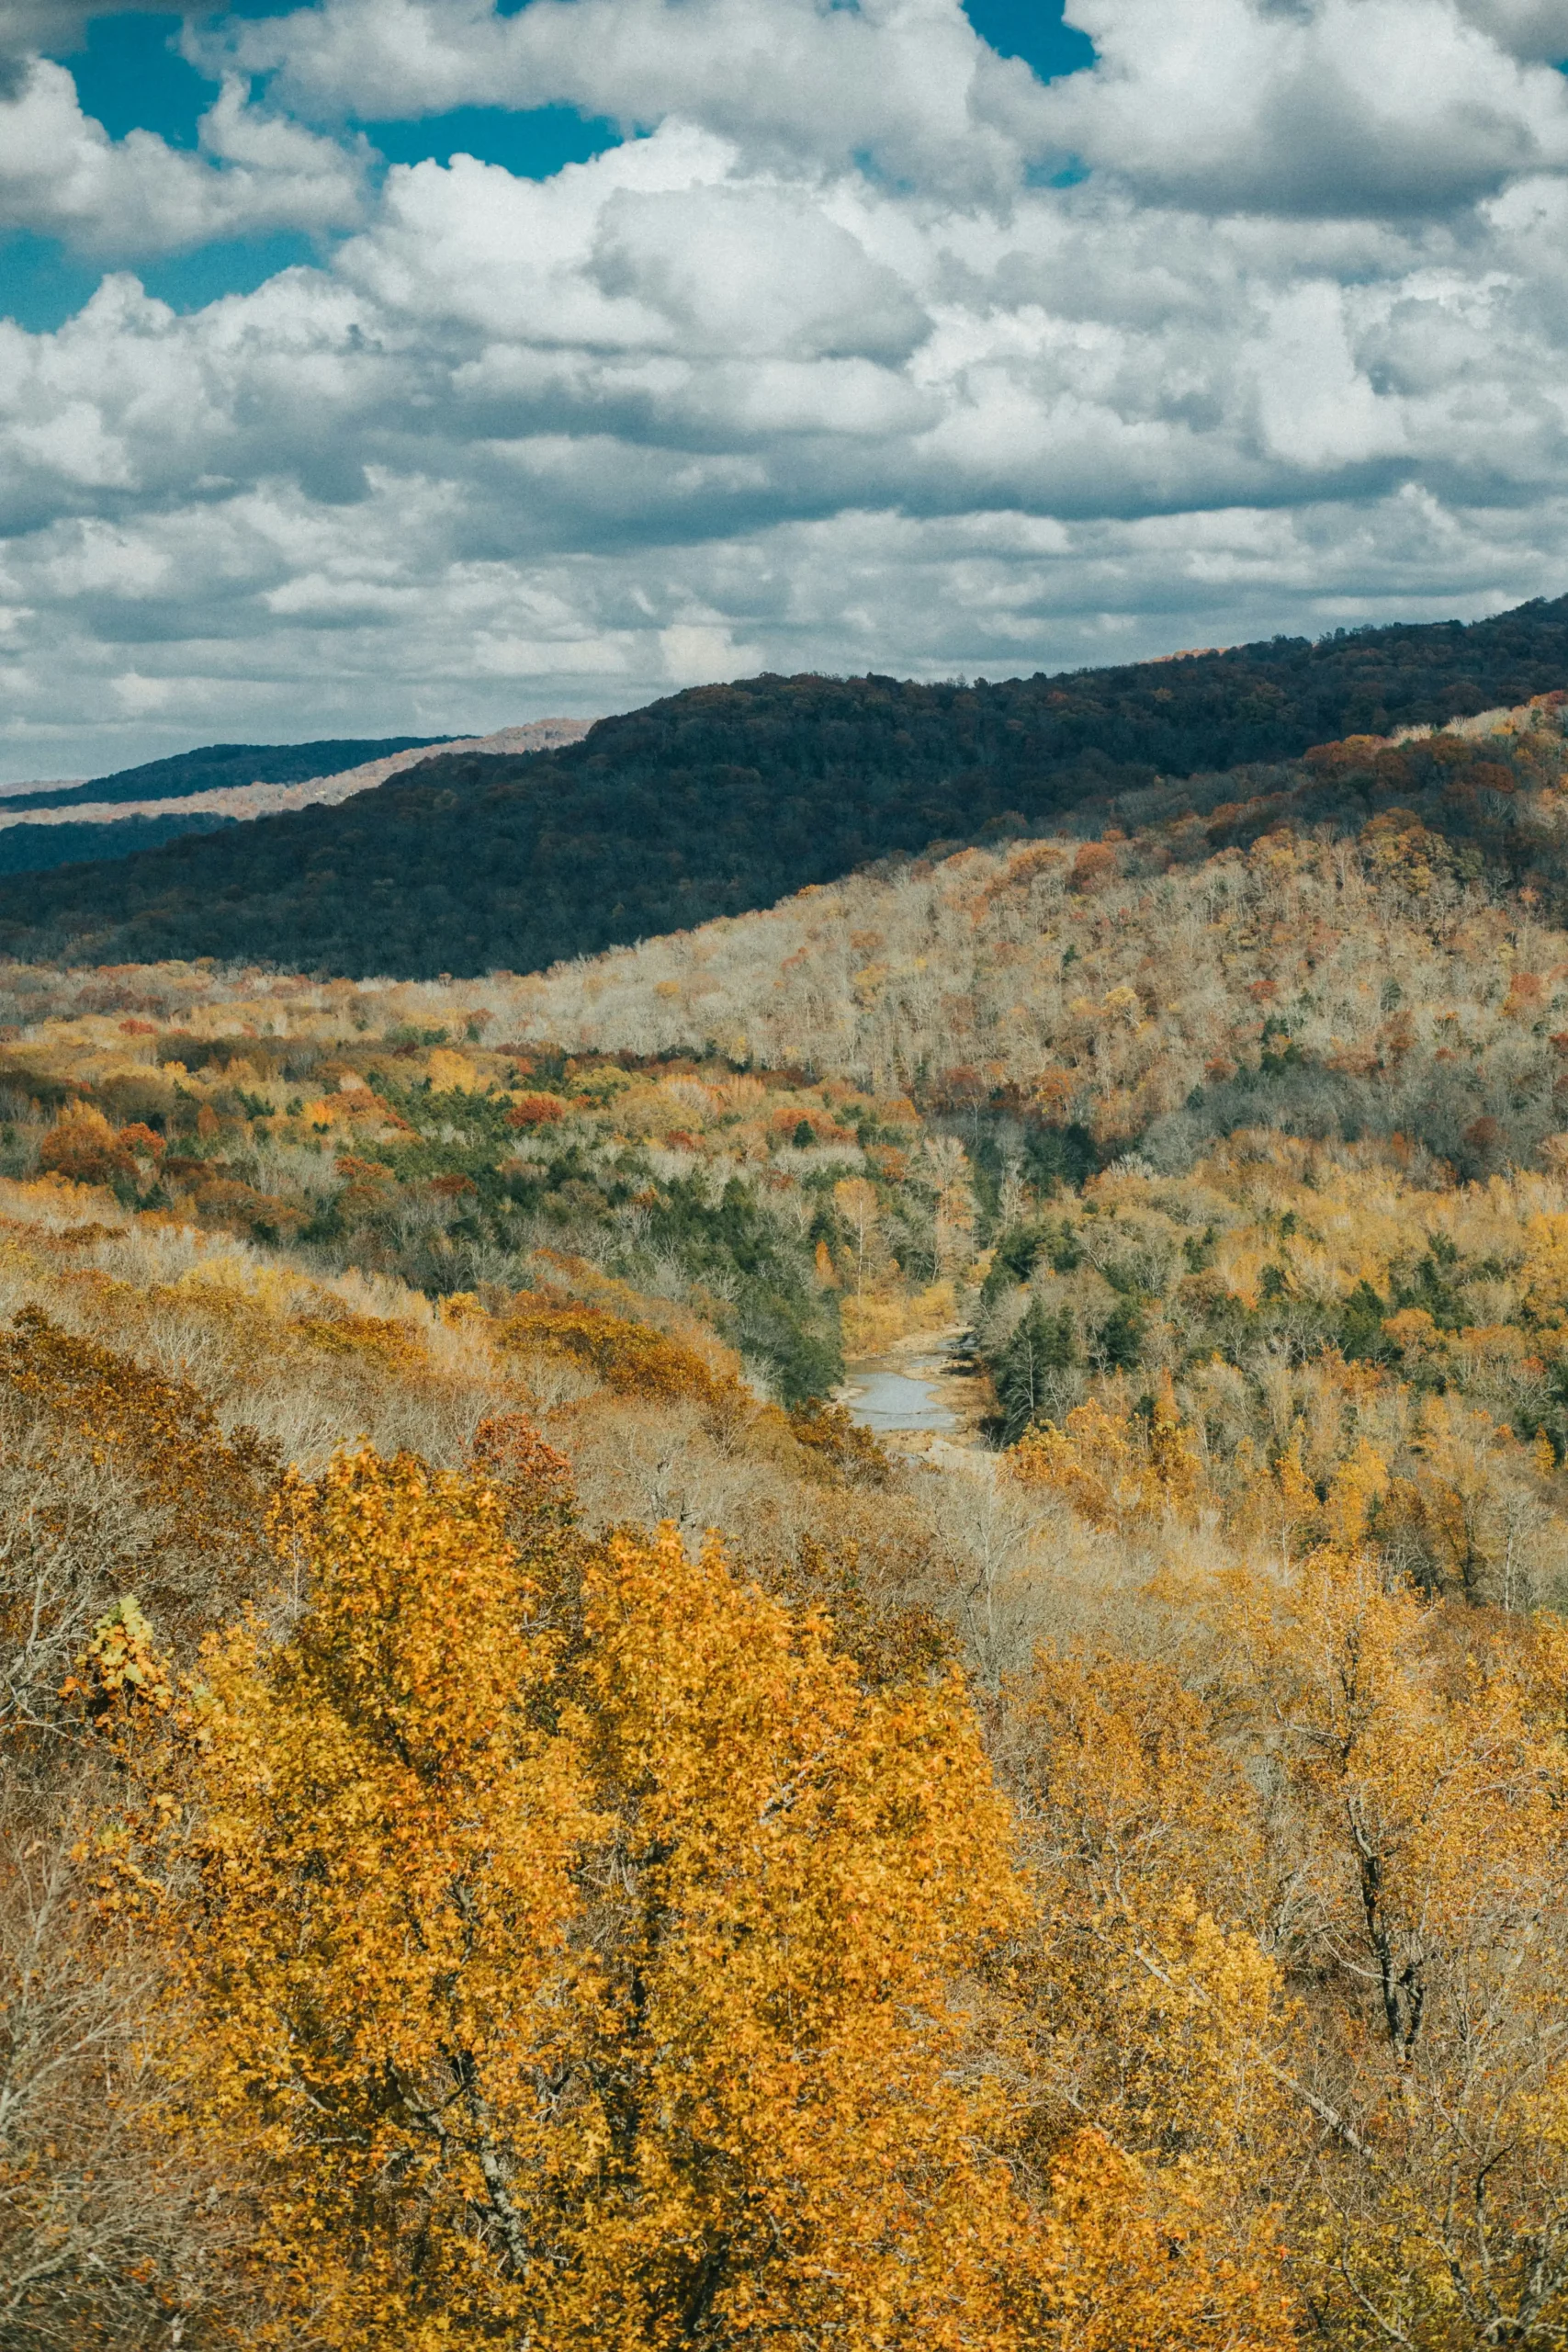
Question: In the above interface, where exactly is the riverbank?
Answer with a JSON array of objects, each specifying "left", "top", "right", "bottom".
[{"left": 836, "top": 1328, "right": 993, "bottom": 1454}]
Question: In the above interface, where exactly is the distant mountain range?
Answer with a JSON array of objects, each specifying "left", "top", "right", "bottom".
[
  {"left": 0, "top": 737, "right": 455, "bottom": 816},
  {"left": 4, "top": 595, "right": 1568, "bottom": 978},
  {"left": 0, "top": 723, "right": 589, "bottom": 878}
]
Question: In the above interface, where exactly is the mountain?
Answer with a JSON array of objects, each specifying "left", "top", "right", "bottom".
[
  {"left": 0, "top": 809, "right": 242, "bottom": 877},
  {"left": 0, "top": 735, "right": 455, "bottom": 815},
  {"left": 0, "top": 737, "right": 450, "bottom": 883},
  {"left": 0, "top": 723, "right": 592, "bottom": 881},
  {"left": 3, "top": 594, "right": 1568, "bottom": 978}
]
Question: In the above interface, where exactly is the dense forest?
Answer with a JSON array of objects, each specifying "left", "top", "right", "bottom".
[
  {"left": 20, "top": 667, "right": 1568, "bottom": 2346},
  {"left": 512, "top": 687, "right": 1568, "bottom": 1170},
  {"left": 1, "top": 736, "right": 451, "bottom": 816},
  {"left": 4, "top": 596, "right": 1568, "bottom": 975},
  {"left": 0, "top": 811, "right": 240, "bottom": 877}
]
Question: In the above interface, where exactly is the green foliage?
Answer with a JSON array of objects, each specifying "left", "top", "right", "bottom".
[
  {"left": 1095, "top": 1298, "right": 1146, "bottom": 1373},
  {"left": 981, "top": 1216, "right": 1084, "bottom": 1307},
  {"left": 993, "top": 1301, "right": 1078, "bottom": 1442},
  {"left": 1021, "top": 1124, "right": 1100, "bottom": 1196},
  {"left": 287, "top": 1079, "right": 844, "bottom": 1406},
  {"left": 4, "top": 736, "right": 450, "bottom": 816}
]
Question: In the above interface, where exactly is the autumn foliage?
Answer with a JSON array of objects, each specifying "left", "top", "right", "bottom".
[
  {"left": 172, "top": 1447, "right": 1032, "bottom": 2350},
  {"left": 20, "top": 710, "right": 1568, "bottom": 2346}
]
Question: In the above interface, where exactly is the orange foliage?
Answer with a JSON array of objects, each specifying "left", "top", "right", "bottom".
[
  {"left": 1070, "top": 842, "right": 1120, "bottom": 894},
  {"left": 499, "top": 1288, "right": 736, "bottom": 1406},
  {"left": 505, "top": 1091, "right": 568, "bottom": 1127},
  {"left": 39, "top": 1102, "right": 134, "bottom": 1186}
]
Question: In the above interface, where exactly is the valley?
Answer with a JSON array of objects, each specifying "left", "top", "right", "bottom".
[{"left": 14, "top": 632, "right": 1568, "bottom": 2346}]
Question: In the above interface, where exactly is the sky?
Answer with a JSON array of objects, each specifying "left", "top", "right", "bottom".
[{"left": 3, "top": 1, "right": 1568, "bottom": 777}]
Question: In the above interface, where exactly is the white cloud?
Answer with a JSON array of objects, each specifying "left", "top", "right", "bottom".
[
  {"left": 1047, "top": 0, "right": 1568, "bottom": 215},
  {"left": 3, "top": 0, "right": 1568, "bottom": 775},
  {"left": 0, "top": 59, "right": 365, "bottom": 254},
  {"left": 1248, "top": 281, "right": 1409, "bottom": 469},
  {"left": 195, "top": 0, "right": 1052, "bottom": 197}
]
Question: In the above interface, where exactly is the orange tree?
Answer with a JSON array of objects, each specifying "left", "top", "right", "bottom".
[{"left": 168, "top": 1444, "right": 1037, "bottom": 2351}]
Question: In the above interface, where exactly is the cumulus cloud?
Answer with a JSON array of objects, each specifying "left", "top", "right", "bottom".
[
  {"left": 193, "top": 0, "right": 1053, "bottom": 198},
  {"left": 0, "top": 59, "right": 365, "bottom": 254},
  {"left": 4, "top": 0, "right": 1568, "bottom": 774},
  {"left": 1044, "top": 0, "right": 1568, "bottom": 215}
]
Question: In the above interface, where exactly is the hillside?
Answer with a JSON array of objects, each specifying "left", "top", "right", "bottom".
[
  {"left": 19, "top": 682, "right": 1568, "bottom": 2341},
  {"left": 503, "top": 688, "right": 1568, "bottom": 1167},
  {"left": 0, "top": 733, "right": 454, "bottom": 814},
  {"left": 0, "top": 808, "right": 241, "bottom": 876},
  {"left": 3, "top": 594, "right": 1568, "bottom": 975},
  {"left": 0, "top": 724, "right": 592, "bottom": 879}
]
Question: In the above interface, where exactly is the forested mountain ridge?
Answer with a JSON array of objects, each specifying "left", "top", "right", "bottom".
[
  {"left": 0, "top": 809, "right": 242, "bottom": 877},
  {"left": 0, "top": 725, "right": 591, "bottom": 883},
  {"left": 3, "top": 594, "right": 1568, "bottom": 977},
  {"left": 1, "top": 734, "right": 454, "bottom": 815}
]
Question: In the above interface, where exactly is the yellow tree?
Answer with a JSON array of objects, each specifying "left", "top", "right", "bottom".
[
  {"left": 999, "top": 1645, "right": 1300, "bottom": 2352},
  {"left": 1008, "top": 1374, "right": 1208, "bottom": 1532},
  {"left": 1223, "top": 1532, "right": 1568, "bottom": 2346},
  {"left": 170, "top": 1445, "right": 1037, "bottom": 2351}
]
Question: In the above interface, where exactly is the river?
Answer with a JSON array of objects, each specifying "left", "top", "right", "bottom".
[{"left": 840, "top": 1356, "right": 959, "bottom": 1435}]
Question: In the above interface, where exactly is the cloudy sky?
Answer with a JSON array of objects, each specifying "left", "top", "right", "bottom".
[{"left": 3, "top": 0, "right": 1568, "bottom": 777}]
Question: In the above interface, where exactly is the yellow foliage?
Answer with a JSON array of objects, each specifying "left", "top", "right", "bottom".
[
  {"left": 1005, "top": 1646, "right": 1298, "bottom": 2348},
  {"left": 1009, "top": 1376, "right": 1207, "bottom": 1530},
  {"left": 172, "top": 1449, "right": 1038, "bottom": 2350},
  {"left": 425, "top": 1046, "right": 482, "bottom": 1092},
  {"left": 1322, "top": 1435, "right": 1390, "bottom": 1549},
  {"left": 1039, "top": 2127, "right": 1296, "bottom": 2352},
  {"left": 1220, "top": 1540, "right": 1568, "bottom": 2342},
  {"left": 500, "top": 1288, "right": 736, "bottom": 1406},
  {"left": 1523, "top": 1209, "right": 1568, "bottom": 1324}
]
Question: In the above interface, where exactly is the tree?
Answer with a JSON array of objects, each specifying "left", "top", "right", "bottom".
[
  {"left": 37, "top": 1104, "right": 134, "bottom": 1190},
  {"left": 170, "top": 1445, "right": 1035, "bottom": 2350},
  {"left": 832, "top": 1176, "right": 881, "bottom": 1295},
  {"left": 1222, "top": 1533, "right": 1568, "bottom": 2346},
  {"left": 998, "top": 1645, "right": 1299, "bottom": 2352},
  {"left": 1008, "top": 1376, "right": 1205, "bottom": 1529},
  {"left": 994, "top": 1301, "right": 1077, "bottom": 1442}
]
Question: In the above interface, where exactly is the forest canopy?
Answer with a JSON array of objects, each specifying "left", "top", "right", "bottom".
[
  {"left": 3, "top": 596, "right": 1568, "bottom": 976},
  {"left": 1, "top": 737, "right": 453, "bottom": 816}
]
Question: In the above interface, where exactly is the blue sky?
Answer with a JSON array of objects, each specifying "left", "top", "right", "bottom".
[{"left": 3, "top": 0, "right": 1568, "bottom": 775}]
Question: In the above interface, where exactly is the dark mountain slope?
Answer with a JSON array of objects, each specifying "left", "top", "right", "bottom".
[
  {"left": 2, "top": 736, "right": 451, "bottom": 816},
  {"left": 4, "top": 597, "right": 1568, "bottom": 979},
  {"left": 0, "top": 812, "right": 239, "bottom": 878}
]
